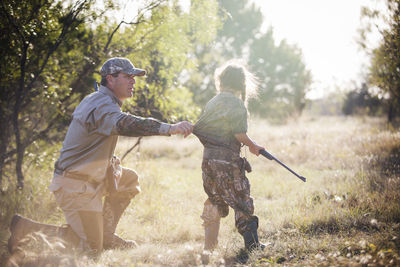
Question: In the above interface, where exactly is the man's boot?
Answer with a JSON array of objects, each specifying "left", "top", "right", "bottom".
[
  {"left": 102, "top": 196, "right": 137, "bottom": 249},
  {"left": 8, "top": 214, "right": 80, "bottom": 253},
  {"left": 241, "top": 220, "right": 265, "bottom": 251}
]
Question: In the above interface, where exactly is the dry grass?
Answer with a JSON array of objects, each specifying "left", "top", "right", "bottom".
[{"left": 1, "top": 115, "right": 399, "bottom": 266}]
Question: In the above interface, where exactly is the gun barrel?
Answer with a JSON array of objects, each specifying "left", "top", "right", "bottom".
[
  {"left": 259, "top": 149, "right": 274, "bottom": 160},
  {"left": 260, "top": 149, "right": 306, "bottom": 182}
]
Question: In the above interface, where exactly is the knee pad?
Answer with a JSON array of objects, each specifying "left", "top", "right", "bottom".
[
  {"left": 117, "top": 168, "right": 141, "bottom": 197},
  {"left": 122, "top": 167, "right": 138, "bottom": 182}
]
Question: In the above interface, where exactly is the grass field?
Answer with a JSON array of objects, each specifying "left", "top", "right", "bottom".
[{"left": 1, "top": 116, "right": 399, "bottom": 266}]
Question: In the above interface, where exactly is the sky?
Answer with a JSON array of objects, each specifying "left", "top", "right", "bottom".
[{"left": 251, "top": 0, "right": 385, "bottom": 98}]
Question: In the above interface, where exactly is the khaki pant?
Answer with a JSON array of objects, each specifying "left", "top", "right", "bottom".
[{"left": 49, "top": 167, "right": 140, "bottom": 251}]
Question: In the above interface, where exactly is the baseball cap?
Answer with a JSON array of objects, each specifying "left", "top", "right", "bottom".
[{"left": 100, "top": 57, "right": 146, "bottom": 77}]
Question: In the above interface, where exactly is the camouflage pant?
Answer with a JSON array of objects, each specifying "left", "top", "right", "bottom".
[{"left": 201, "top": 158, "right": 258, "bottom": 234}]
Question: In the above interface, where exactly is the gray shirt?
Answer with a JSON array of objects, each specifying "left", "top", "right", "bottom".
[{"left": 52, "top": 85, "right": 170, "bottom": 183}]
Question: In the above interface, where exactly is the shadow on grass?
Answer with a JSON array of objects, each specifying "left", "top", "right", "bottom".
[
  {"left": 379, "top": 145, "right": 400, "bottom": 177},
  {"left": 299, "top": 215, "right": 382, "bottom": 237}
]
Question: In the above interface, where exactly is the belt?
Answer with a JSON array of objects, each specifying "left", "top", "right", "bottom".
[
  {"left": 203, "top": 147, "right": 240, "bottom": 161},
  {"left": 54, "top": 168, "right": 100, "bottom": 187}
]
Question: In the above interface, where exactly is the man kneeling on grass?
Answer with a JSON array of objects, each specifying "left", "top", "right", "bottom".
[{"left": 8, "top": 57, "right": 192, "bottom": 256}]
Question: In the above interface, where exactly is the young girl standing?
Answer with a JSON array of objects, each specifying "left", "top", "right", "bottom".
[{"left": 194, "top": 60, "right": 265, "bottom": 254}]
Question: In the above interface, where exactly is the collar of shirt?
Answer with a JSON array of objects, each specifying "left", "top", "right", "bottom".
[{"left": 99, "top": 85, "right": 123, "bottom": 107}]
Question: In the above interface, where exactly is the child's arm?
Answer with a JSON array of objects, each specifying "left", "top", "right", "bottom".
[{"left": 234, "top": 133, "right": 265, "bottom": 156}]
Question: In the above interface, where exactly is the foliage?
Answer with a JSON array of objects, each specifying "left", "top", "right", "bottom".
[
  {"left": 185, "top": 0, "right": 261, "bottom": 107},
  {"left": 185, "top": 0, "right": 311, "bottom": 120},
  {"left": 248, "top": 29, "right": 312, "bottom": 118},
  {"left": 0, "top": 0, "right": 105, "bottom": 188},
  {"left": 342, "top": 82, "right": 384, "bottom": 116},
  {"left": 360, "top": 0, "right": 400, "bottom": 122},
  {"left": 0, "top": 0, "right": 220, "bottom": 189},
  {"left": 121, "top": 0, "right": 219, "bottom": 121},
  {"left": 218, "top": 0, "right": 263, "bottom": 57}
]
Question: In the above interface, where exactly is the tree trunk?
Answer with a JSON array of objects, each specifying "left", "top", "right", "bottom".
[
  {"left": 0, "top": 118, "right": 8, "bottom": 188},
  {"left": 14, "top": 98, "right": 25, "bottom": 189},
  {"left": 15, "top": 144, "right": 25, "bottom": 189},
  {"left": 13, "top": 42, "right": 28, "bottom": 189},
  {"left": 0, "top": 89, "right": 13, "bottom": 189},
  {"left": 388, "top": 99, "right": 394, "bottom": 123}
]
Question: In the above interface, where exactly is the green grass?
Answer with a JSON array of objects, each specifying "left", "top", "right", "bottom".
[{"left": 1, "top": 116, "right": 399, "bottom": 266}]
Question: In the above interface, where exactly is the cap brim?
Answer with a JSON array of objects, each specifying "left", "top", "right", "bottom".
[{"left": 130, "top": 68, "right": 146, "bottom": 76}]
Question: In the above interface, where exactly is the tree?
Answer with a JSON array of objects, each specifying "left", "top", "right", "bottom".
[
  {"left": 248, "top": 29, "right": 311, "bottom": 118},
  {"left": 0, "top": 0, "right": 101, "bottom": 189},
  {"left": 359, "top": 0, "right": 400, "bottom": 122},
  {"left": 185, "top": 0, "right": 311, "bottom": 120},
  {"left": 369, "top": 0, "right": 400, "bottom": 122},
  {"left": 120, "top": 0, "right": 220, "bottom": 121},
  {"left": 184, "top": 0, "right": 263, "bottom": 107},
  {"left": 218, "top": 0, "right": 263, "bottom": 57},
  {"left": 342, "top": 83, "right": 383, "bottom": 115},
  {"left": 0, "top": 0, "right": 220, "bottom": 189}
]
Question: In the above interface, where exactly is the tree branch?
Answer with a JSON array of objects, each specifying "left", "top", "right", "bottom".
[
  {"left": 103, "top": 0, "right": 166, "bottom": 53},
  {"left": 0, "top": 1, "right": 25, "bottom": 43},
  {"left": 23, "top": 0, "right": 90, "bottom": 100},
  {"left": 121, "top": 137, "right": 142, "bottom": 162}
]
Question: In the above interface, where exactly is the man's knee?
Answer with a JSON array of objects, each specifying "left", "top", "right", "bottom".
[{"left": 116, "top": 167, "right": 140, "bottom": 198}]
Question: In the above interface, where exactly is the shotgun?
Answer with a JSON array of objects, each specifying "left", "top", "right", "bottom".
[
  {"left": 259, "top": 149, "right": 306, "bottom": 182},
  {"left": 193, "top": 129, "right": 306, "bottom": 182}
]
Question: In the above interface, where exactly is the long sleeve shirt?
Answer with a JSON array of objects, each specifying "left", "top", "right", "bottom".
[{"left": 52, "top": 85, "right": 171, "bottom": 183}]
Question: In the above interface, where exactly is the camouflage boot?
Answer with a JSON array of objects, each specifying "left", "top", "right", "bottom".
[
  {"left": 241, "top": 220, "right": 265, "bottom": 251},
  {"left": 102, "top": 196, "right": 137, "bottom": 249},
  {"left": 8, "top": 214, "right": 80, "bottom": 253}
]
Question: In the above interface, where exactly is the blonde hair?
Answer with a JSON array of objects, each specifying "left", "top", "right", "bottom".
[{"left": 214, "top": 59, "right": 258, "bottom": 106}]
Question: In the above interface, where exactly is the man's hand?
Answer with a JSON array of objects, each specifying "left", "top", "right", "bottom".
[{"left": 169, "top": 121, "right": 193, "bottom": 138}]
